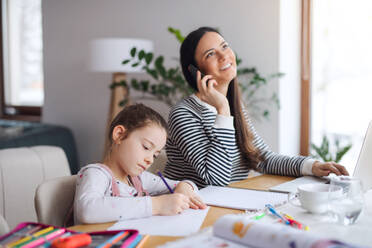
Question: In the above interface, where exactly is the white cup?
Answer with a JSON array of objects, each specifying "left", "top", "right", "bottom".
[{"left": 289, "top": 183, "right": 342, "bottom": 214}]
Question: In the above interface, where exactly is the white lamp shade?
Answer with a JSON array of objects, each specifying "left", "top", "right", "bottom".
[{"left": 89, "top": 38, "right": 153, "bottom": 73}]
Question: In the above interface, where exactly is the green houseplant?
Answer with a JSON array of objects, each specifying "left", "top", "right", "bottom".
[
  {"left": 111, "top": 27, "right": 283, "bottom": 120},
  {"left": 311, "top": 135, "right": 352, "bottom": 163}
]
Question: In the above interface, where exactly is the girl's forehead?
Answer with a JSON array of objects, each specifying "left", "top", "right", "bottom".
[
  {"left": 134, "top": 124, "right": 166, "bottom": 144},
  {"left": 139, "top": 124, "right": 165, "bottom": 134}
]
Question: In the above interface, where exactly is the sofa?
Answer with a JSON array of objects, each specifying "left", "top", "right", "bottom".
[{"left": 0, "top": 119, "right": 79, "bottom": 174}]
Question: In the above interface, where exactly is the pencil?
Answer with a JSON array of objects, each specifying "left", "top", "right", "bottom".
[{"left": 157, "top": 171, "right": 174, "bottom": 193}]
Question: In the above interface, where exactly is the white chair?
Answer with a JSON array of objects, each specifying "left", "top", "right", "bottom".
[
  {"left": 0, "top": 146, "right": 71, "bottom": 228},
  {"left": 0, "top": 214, "right": 9, "bottom": 235},
  {"left": 35, "top": 175, "right": 76, "bottom": 227}
]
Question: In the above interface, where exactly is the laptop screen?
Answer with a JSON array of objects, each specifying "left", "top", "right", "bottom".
[{"left": 353, "top": 121, "right": 372, "bottom": 191}]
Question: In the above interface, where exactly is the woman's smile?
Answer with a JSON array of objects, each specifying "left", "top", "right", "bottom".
[{"left": 220, "top": 63, "right": 232, "bottom": 71}]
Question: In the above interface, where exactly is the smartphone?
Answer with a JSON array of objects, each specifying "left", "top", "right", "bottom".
[{"left": 188, "top": 64, "right": 208, "bottom": 86}]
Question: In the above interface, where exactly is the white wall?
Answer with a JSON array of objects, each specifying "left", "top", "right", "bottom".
[
  {"left": 279, "top": 0, "right": 302, "bottom": 155},
  {"left": 42, "top": 0, "right": 285, "bottom": 167}
]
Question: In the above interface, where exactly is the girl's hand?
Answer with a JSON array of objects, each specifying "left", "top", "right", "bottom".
[
  {"left": 196, "top": 71, "right": 230, "bottom": 116},
  {"left": 312, "top": 161, "right": 349, "bottom": 177},
  {"left": 174, "top": 182, "right": 207, "bottom": 210},
  {"left": 151, "top": 193, "right": 190, "bottom": 215}
]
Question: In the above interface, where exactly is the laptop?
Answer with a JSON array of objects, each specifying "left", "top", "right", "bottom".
[
  {"left": 353, "top": 120, "right": 372, "bottom": 191},
  {"left": 270, "top": 121, "right": 372, "bottom": 193}
]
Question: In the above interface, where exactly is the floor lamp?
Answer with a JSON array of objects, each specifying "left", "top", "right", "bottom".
[{"left": 89, "top": 38, "right": 154, "bottom": 155}]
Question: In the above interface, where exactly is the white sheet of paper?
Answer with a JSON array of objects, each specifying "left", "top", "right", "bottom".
[
  {"left": 199, "top": 186, "right": 287, "bottom": 210},
  {"left": 159, "top": 227, "right": 247, "bottom": 248},
  {"left": 269, "top": 176, "right": 328, "bottom": 193},
  {"left": 107, "top": 207, "right": 210, "bottom": 236}
]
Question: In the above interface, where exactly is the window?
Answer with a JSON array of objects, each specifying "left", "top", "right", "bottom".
[
  {"left": 301, "top": 0, "right": 372, "bottom": 172},
  {"left": 0, "top": 0, "right": 43, "bottom": 121},
  {"left": 311, "top": 0, "right": 372, "bottom": 172}
]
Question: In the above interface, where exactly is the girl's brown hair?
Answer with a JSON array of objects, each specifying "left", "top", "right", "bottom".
[
  {"left": 180, "top": 27, "right": 262, "bottom": 169},
  {"left": 107, "top": 103, "right": 168, "bottom": 147}
]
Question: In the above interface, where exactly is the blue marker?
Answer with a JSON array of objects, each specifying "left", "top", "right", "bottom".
[{"left": 265, "top": 204, "right": 290, "bottom": 225}]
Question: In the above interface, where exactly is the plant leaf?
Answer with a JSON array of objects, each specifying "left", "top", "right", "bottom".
[
  {"left": 130, "top": 47, "right": 137, "bottom": 57},
  {"left": 131, "top": 79, "right": 140, "bottom": 89},
  {"left": 168, "top": 27, "right": 185, "bottom": 43},
  {"left": 140, "top": 80, "right": 150, "bottom": 92},
  {"left": 119, "top": 99, "right": 128, "bottom": 107},
  {"left": 138, "top": 50, "right": 145, "bottom": 60},
  {"left": 236, "top": 56, "right": 242, "bottom": 66},
  {"left": 122, "top": 59, "right": 130, "bottom": 65},
  {"left": 109, "top": 82, "right": 118, "bottom": 89},
  {"left": 335, "top": 144, "right": 352, "bottom": 163},
  {"left": 119, "top": 80, "right": 127, "bottom": 87},
  {"left": 155, "top": 56, "right": 166, "bottom": 78},
  {"left": 146, "top": 68, "right": 158, "bottom": 80},
  {"left": 145, "top": 53, "right": 153, "bottom": 65}
]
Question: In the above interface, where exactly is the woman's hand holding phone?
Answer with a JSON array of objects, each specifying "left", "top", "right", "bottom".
[{"left": 188, "top": 64, "right": 230, "bottom": 116}]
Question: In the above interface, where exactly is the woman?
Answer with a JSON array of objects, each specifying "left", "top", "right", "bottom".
[{"left": 164, "top": 27, "right": 348, "bottom": 188}]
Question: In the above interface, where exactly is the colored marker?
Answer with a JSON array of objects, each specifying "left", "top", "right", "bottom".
[
  {"left": 98, "top": 231, "right": 129, "bottom": 248},
  {"left": 281, "top": 212, "right": 309, "bottom": 230},
  {"left": 42, "top": 232, "right": 72, "bottom": 248},
  {"left": 265, "top": 204, "right": 290, "bottom": 225},
  {"left": 282, "top": 213, "right": 302, "bottom": 229},
  {"left": 252, "top": 212, "right": 266, "bottom": 220},
  {"left": 51, "top": 233, "right": 92, "bottom": 248},
  {"left": 19, "top": 228, "right": 65, "bottom": 248},
  {"left": 9, "top": 226, "right": 54, "bottom": 247},
  {"left": 127, "top": 234, "right": 143, "bottom": 248},
  {"left": 4, "top": 225, "right": 43, "bottom": 247},
  {"left": 136, "top": 235, "right": 149, "bottom": 248}
]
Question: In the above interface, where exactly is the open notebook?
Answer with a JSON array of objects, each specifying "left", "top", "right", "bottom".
[
  {"left": 159, "top": 214, "right": 360, "bottom": 248},
  {"left": 199, "top": 186, "right": 287, "bottom": 210},
  {"left": 269, "top": 176, "right": 328, "bottom": 193}
]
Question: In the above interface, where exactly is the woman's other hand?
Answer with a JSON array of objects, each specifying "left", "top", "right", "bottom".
[
  {"left": 312, "top": 161, "right": 349, "bottom": 177},
  {"left": 174, "top": 181, "right": 207, "bottom": 210}
]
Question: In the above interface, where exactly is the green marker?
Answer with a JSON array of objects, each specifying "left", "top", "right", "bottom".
[{"left": 252, "top": 212, "right": 266, "bottom": 220}]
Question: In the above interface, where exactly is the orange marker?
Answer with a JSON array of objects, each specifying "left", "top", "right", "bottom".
[
  {"left": 101, "top": 231, "right": 129, "bottom": 248},
  {"left": 51, "top": 233, "right": 92, "bottom": 248}
]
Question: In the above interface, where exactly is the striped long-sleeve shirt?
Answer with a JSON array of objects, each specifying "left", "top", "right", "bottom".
[{"left": 164, "top": 94, "right": 315, "bottom": 188}]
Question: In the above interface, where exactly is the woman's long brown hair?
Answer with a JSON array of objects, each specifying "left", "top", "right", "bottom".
[{"left": 227, "top": 78, "right": 262, "bottom": 169}]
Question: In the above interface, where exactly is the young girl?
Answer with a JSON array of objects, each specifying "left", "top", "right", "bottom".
[{"left": 74, "top": 104, "right": 206, "bottom": 224}]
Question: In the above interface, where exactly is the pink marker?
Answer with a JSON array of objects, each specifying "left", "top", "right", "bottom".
[{"left": 21, "top": 228, "right": 66, "bottom": 248}]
